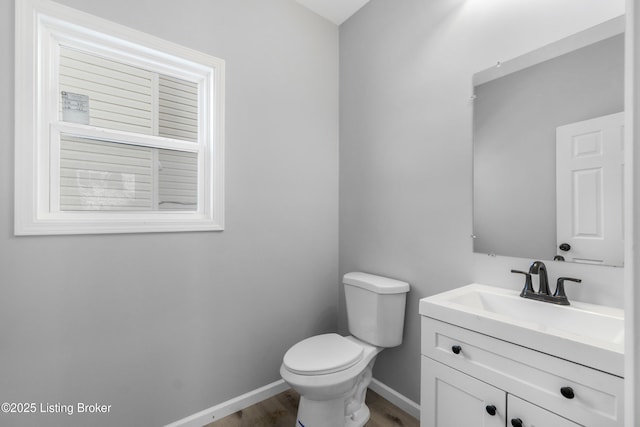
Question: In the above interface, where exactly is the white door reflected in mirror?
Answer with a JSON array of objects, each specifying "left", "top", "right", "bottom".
[{"left": 556, "top": 112, "right": 624, "bottom": 266}]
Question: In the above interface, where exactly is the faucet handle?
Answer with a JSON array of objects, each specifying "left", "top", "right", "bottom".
[
  {"left": 511, "top": 269, "right": 535, "bottom": 297},
  {"left": 553, "top": 277, "right": 581, "bottom": 305},
  {"left": 510, "top": 269, "right": 530, "bottom": 277}
]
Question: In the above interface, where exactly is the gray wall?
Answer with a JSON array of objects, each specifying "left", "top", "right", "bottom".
[
  {"left": 339, "top": 0, "right": 624, "bottom": 404},
  {"left": 474, "top": 34, "right": 624, "bottom": 261},
  {"left": 1, "top": 1, "right": 338, "bottom": 426}
]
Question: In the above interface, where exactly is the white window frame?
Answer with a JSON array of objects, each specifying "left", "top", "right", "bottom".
[{"left": 15, "top": 0, "right": 225, "bottom": 235}]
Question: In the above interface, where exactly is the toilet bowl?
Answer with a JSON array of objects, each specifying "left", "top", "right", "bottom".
[
  {"left": 280, "top": 334, "right": 381, "bottom": 426},
  {"left": 280, "top": 272, "right": 410, "bottom": 427}
]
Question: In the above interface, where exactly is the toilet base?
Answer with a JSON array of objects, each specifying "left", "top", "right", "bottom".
[
  {"left": 295, "top": 398, "right": 371, "bottom": 427},
  {"left": 295, "top": 399, "right": 371, "bottom": 427},
  {"left": 345, "top": 403, "right": 370, "bottom": 427},
  {"left": 294, "top": 361, "right": 374, "bottom": 427}
]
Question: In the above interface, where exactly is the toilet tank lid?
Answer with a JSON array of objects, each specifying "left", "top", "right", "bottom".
[{"left": 343, "top": 272, "right": 410, "bottom": 294}]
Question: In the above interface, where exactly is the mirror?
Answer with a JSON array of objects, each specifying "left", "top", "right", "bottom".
[{"left": 472, "top": 16, "right": 625, "bottom": 267}]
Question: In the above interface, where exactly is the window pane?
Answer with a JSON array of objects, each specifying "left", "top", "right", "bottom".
[
  {"left": 60, "top": 135, "right": 153, "bottom": 210},
  {"left": 158, "top": 148, "right": 198, "bottom": 210},
  {"left": 59, "top": 47, "right": 199, "bottom": 142},
  {"left": 158, "top": 75, "right": 199, "bottom": 142},
  {"left": 59, "top": 47, "right": 154, "bottom": 134},
  {"left": 59, "top": 135, "right": 198, "bottom": 212}
]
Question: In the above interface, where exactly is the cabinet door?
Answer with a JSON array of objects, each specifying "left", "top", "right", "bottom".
[
  {"left": 508, "top": 394, "right": 582, "bottom": 427},
  {"left": 421, "top": 356, "right": 505, "bottom": 427}
]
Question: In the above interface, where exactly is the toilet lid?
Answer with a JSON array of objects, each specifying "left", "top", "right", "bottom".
[{"left": 283, "top": 334, "right": 364, "bottom": 375}]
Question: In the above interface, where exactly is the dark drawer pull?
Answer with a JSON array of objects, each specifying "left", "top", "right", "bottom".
[
  {"left": 451, "top": 345, "right": 462, "bottom": 354},
  {"left": 511, "top": 418, "right": 523, "bottom": 427},
  {"left": 485, "top": 405, "right": 496, "bottom": 416},
  {"left": 561, "top": 386, "right": 575, "bottom": 399}
]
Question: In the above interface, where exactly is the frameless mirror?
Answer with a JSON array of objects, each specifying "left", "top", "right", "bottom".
[{"left": 472, "top": 16, "right": 625, "bottom": 267}]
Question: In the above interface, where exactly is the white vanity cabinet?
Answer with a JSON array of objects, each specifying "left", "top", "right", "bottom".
[
  {"left": 420, "top": 316, "right": 624, "bottom": 427},
  {"left": 422, "top": 356, "right": 505, "bottom": 427},
  {"left": 422, "top": 357, "right": 580, "bottom": 427},
  {"left": 509, "top": 394, "right": 580, "bottom": 427}
]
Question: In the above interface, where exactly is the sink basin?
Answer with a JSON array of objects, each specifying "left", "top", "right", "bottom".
[{"left": 419, "top": 284, "right": 624, "bottom": 376}]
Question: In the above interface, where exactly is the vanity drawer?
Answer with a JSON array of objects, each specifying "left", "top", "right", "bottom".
[{"left": 421, "top": 316, "right": 623, "bottom": 427}]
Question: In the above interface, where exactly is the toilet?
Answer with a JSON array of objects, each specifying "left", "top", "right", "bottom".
[{"left": 280, "top": 272, "right": 410, "bottom": 427}]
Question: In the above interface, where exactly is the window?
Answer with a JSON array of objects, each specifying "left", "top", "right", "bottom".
[{"left": 15, "top": 0, "right": 225, "bottom": 235}]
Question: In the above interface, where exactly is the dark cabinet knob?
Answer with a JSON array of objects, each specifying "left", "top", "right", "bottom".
[
  {"left": 561, "top": 386, "right": 575, "bottom": 399},
  {"left": 559, "top": 243, "right": 571, "bottom": 251},
  {"left": 511, "top": 418, "right": 523, "bottom": 427},
  {"left": 485, "top": 405, "right": 496, "bottom": 416},
  {"left": 451, "top": 345, "right": 461, "bottom": 354}
]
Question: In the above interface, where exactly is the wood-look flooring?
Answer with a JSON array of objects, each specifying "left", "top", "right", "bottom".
[{"left": 206, "top": 388, "right": 419, "bottom": 427}]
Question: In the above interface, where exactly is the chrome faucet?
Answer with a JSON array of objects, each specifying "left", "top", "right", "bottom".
[{"left": 511, "top": 261, "right": 581, "bottom": 305}]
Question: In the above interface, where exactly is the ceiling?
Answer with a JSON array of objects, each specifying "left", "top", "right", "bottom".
[{"left": 295, "top": 0, "right": 371, "bottom": 25}]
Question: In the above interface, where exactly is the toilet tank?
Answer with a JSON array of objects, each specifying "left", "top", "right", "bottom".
[{"left": 343, "top": 272, "right": 410, "bottom": 348}]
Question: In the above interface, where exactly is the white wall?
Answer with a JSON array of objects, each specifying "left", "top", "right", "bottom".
[
  {"left": 340, "top": 0, "right": 625, "bottom": 404},
  {"left": 1, "top": 1, "right": 338, "bottom": 426}
]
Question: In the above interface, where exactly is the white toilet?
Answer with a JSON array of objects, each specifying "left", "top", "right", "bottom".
[{"left": 280, "top": 272, "right": 410, "bottom": 427}]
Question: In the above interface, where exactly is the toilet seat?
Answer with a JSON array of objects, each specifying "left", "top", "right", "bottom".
[{"left": 283, "top": 333, "right": 364, "bottom": 375}]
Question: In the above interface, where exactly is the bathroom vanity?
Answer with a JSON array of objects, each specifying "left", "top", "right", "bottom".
[{"left": 419, "top": 284, "right": 624, "bottom": 427}]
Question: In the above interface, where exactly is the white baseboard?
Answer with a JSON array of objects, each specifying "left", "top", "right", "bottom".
[
  {"left": 369, "top": 378, "right": 421, "bottom": 420},
  {"left": 165, "top": 377, "right": 420, "bottom": 426},
  {"left": 164, "top": 379, "right": 289, "bottom": 427}
]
